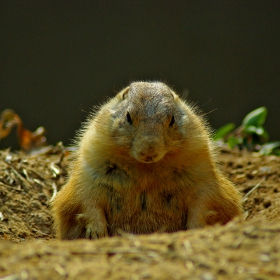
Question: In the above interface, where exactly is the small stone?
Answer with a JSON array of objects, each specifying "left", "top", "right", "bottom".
[
  {"left": 201, "top": 272, "right": 215, "bottom": 280},
  {"left": 260, "top": 253, "right": 271, "bottom": 262}
]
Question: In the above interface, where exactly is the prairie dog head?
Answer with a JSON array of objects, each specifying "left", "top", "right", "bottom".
[{"left": 109, "top": 82, "right": 189, "bottom": 164}]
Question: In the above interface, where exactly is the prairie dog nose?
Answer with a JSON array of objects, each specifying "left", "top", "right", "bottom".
[
  {"left": 137, "top": 139, "right": 160, "bottom": 162},
  {"left": 132, "top": 134, "right": 164, "bottom": 163},
  {"left": 139, "top": 138, "right": 158, "bottom": 154},
  {"left": 139, "top": 151, "right": 159, "bottom": 162}
]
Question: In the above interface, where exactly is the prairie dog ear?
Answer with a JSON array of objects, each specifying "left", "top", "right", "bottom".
[
  {"left": 170, "top": 89, "right": 179, "bottom": 101},
  {"left": 116, "top": 86, "right": 130, "bottom": 100}
]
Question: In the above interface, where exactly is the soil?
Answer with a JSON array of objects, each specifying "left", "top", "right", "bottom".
[{"left": 0, "top": 145, "right": 279, "bottom": 279}]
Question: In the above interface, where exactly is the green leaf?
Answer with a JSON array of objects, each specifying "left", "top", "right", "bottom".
[
  {"left": 227, "top": 136, "right": 242, "bottom": 148},
  {"left": 213, "top": 123, "right": 235, "bottom": 140},
  {"left": 273, "top": 149, "right": 280, "bottom": 156},
  {"left": 262, "top": 130, "right": 269, "bottom": 142},
  {"left": 242, "top": 107, "right": 267, "bottom": 127},
  {"left": 259, "top": 141, "right": 280, "bottom": 155},
  {"left": 244, "top": 126, "right": 264, "bottom": 135}
]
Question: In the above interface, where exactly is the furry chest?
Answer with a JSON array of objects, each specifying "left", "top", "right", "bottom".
[{"left": 103, "top": 185, "right": 188, "bottom": 235}]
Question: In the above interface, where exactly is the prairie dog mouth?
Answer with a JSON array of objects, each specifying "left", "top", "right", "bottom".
[{"left": 133, "top": 150, "right": 165, "bottom": 164}]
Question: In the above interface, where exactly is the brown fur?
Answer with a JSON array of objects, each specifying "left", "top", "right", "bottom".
[{"left": 51, "top": 81, "right": 243, "bottom": 240}]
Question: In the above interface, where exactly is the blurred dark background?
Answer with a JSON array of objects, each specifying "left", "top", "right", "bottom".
[{"left": 1, "top": 1, "right": 280, "bottom": 149}]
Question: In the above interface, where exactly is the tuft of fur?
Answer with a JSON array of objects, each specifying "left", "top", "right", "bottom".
[{"left": 51, "top": 81, "right": 243, "bottom": 240}]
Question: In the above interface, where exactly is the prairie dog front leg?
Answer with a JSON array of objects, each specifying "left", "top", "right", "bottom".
[
  {"left": 187, "top": 189, "right": 242, "bottom": 229},
  {"left": 76, "top": 206, "right": 108, "bottom": 239}
]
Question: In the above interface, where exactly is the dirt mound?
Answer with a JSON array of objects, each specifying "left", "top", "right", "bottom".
[
  {"left": 1, "top": 220, "right": 280, "bottom": 279},
  {"left": 0, "top": 146, "right": 280, "bottom": 279}
]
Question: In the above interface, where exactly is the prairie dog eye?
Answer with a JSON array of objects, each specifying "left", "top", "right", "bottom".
[
  {"left": 126, "top": 112, "right": 133, "bottom": 124},
  {"left": 169, "top": 115, "right": 175, "bottom": 127}
]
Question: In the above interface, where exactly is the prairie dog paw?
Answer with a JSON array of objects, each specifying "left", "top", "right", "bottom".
[
  {"left": 76, "top": 213, "right": 108, "bottom": 239},
  {"left": 85, "top": 224, "right": 108, "bottom": 239}
]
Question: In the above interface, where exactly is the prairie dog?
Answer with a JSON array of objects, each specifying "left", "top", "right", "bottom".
[{"left": 51, "top": 81, "right": 243, "bottom": 240}]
